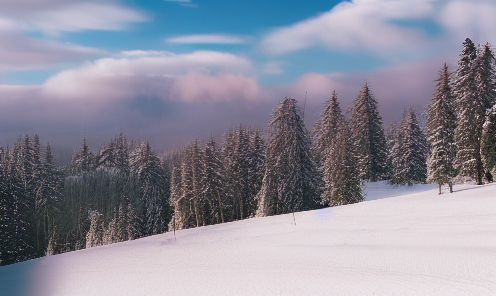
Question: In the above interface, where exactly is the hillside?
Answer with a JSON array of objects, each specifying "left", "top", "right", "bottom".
[{"left": 1, "top": 182, "right": 495, "bottom": 296}]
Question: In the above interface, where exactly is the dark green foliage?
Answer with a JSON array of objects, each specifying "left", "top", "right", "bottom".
[
  {"left": 349, "top": 83, "right": 389, "bottom": 181},
  {"left": 390, "top": 109, "right": 428, "bottom": 185},
  {"left": 481, "top": 104, "right": 496, "bottom": 177},
  {"left": 257, "top": 97, "right": 321, "bottom": 216},
  {"left": 200, "top": 136, "right": 225, "bottom": 225},
  {"left": 427, "top": 64, "right": 457, "bottom": 192},
  {"left": 314, "top": 91, "right": 363, "bottom": 206},
  {"left": 454, "top": 38, "right": 492, "bottom": 185}
]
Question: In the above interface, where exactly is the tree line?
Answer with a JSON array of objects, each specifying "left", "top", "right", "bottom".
[{"left": 1, "top": 37, "right": 495, "bottom": 266}]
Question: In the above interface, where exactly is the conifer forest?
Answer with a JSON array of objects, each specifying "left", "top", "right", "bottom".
[{"left": 1, "top": 38, "right": 495, "bottom": 266}]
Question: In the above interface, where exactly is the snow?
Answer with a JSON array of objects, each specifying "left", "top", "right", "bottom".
[{"left": 1, "top": 182, "right": 495, "bottom": 296}]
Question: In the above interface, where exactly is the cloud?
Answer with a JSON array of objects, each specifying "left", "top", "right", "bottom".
[
  {"left": 0, "top": 31, "right": 105, "bottom": 72},
  {"left": 0, "top": 0, "right": 148, "bottom": 35},
  {"left": 259, "top": 0, "right": 496, "bottom": 60},
  {"left": 289, "top": 55, "right": 455, "bottom": 125},
  {"left": 33, "top": 51, "right": 259, "bottom": 120},
  {"left": 172, "top": 71, "right": 259, "bottom": 102},
  {"left": 0, "top": 50, "right": 271, "bottom": 162},
  {"left": 260, "top": 0, "right": 433, "bottom": 57},
  {"left": 0, "top": 49, "right": 453, "bottom": 164},
  {"left": 439, "top": 0, "right": 496, "bottom": 44},
  {"left": 261, "top": 61, "right": 286, "bottom": 75},
  {"left": 0, "top": 1, "right": 148, "bottom": 71},
  {"left": 166, "top": 34, "right": 249, "bottom": 44}
]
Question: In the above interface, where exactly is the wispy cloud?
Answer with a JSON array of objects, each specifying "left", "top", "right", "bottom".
[
  {"left": 0, "top": 1, "right": 149, "bottom": 36},
  {"left": 0, "top": 31, "right": 105, "bottom": 72},
  {"left": 166, "top": 34, "right": 249, "bottom": 44},
  {"left": 163, "top": 0, "right": 198, "bottom": 8}
]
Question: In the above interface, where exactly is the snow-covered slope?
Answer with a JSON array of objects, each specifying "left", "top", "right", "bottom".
[{"left": 1, "top": 183, "right": 495, "bottom": 296}]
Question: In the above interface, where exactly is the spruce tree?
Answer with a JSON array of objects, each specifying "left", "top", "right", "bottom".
[
  {"left": 390, "top": 109, "right": 428, "bottom": 185},
  {"left": 454, "top": 38, "right": 486, "bottom": 185},
  {"left": 427, "top": 64, "right": 457, "bottom": 194},
  {"left": 130, "top": 141, "right": 171, "bottom": 235},
  {"left": 349, "top": 82, "right": 389, "bottom": 181},
  {"left": 256, "top": 97, "right": 321, "bottom": 216},
  {"left": 314, "top": 91, "right": 363, "bottom": 206},
  {"left": 200, "top": 136, "right": 225, "bottom": 225},
  {"left": 247, "top": 129, "right": 265, "bottom": 217},
  {"left": 481, "top": 104, "right": 496, "bottom": 178}
]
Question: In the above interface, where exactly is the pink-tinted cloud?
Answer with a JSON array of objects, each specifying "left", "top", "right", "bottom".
[
  {"left": 42, "top": 51, "right": 256, "bottom": 103},
  {"left": 172, "top": 71, "right": 259, "bottom": 102},
  {"left": 290, "top": 55, "right": 455, "bottom": 124}
]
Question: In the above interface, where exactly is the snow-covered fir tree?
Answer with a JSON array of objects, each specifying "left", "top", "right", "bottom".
[
  {"left": 390, "top": 108, "right": 428, "bottom": 185},
  {"left": 247, "top": 129, "right": 265, "bottom": 216},
  {"left": 481, "top": 104, "right": 496, "bottom": 178},
  {"left": 313, "top": 91, "right": 343, "bottom": 165},
  {"left": 384, "top": 121, "right": 399, "bottom": 180},
  {"left": 427, "top": 64, "right": 457, "bottom": 194},
  {"left": 85, "top": 210, "right": 104, "bottom": 248},
  {"left": 200, "top": 136, "right": 225, "bottom": 225},
  {"left": 348, "top": 82, "right": 389, "bottom": 181},
  {"left": 314, "top": 91, "right": 363, "bottom": 206},
  {"left": 130, "top": 141, "right": 171, "bottom": 235},
  {"left": 453, "top": 38, "right": 487, "bottom": 185},
  {"left": 70, "top": 137, "right": 95, "bottom": 174},
  {"left": 256, "top": 97, "right": 321, "bottom": 216}
]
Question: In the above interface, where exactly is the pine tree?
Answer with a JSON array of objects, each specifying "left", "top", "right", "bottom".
[
  {"left": 247, "top": 129, "right": 265, "bottom": 217},
  {"left": 313, "top": 91, "right": 343, "bottom": 165},
  {"left": 454, "top": 38, "right": 486, "bottom": 185},
  {"left": 314, "top": 91, "right": 363, "bottom": 206},
  {"left": 427, "top": 64, "right": 457, "bottom": 194},
  {"left": 71, "top": 137, "right": 95, "bottom": 174},
  {"left": 384, "top": 121, "right": 399, "bottom": 179},
  {"left": 200, "top": 136, "right": 225, "bottom": 225},
  {"left": 256, "top": 97, "right": 321, "bottom": 216},
  {"left": 481, "top": 104, "right": 496, "bottom": 178},
  {"left": 130, "top": 141, "right": 171, "bottom": 235},
  {"left": 348, "top": 82, "right": 389, "bottom": 181},
  {"left": 390, "top": 109, "right": 428, "bottom": 185},
  {"left": 85, "top": 210, "right": 104, "bottom": 248}
]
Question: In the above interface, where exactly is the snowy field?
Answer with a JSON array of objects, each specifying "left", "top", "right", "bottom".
[{"left": 1, "top": 182, "right": 495, "bottom": 296}]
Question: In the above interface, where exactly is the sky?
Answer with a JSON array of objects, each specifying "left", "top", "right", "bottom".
[{"left": 0, "top": 0, "right": 495, "bottom": 163}]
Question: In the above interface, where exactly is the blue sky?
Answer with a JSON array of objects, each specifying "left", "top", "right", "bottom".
[{"left": 0, "top": 0, "right": 495, "bottom": 162}]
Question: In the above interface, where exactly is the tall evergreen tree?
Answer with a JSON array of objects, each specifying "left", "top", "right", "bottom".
[
  {"left": 453, "top": 38, "right": 486, "bottom": 185},
  {"left": 130, "top": 141, "right": 171, "bottom": 235},
  {"left": 256, "top": 97, "right": 321, "bottom": 217},
  {"left": 200, "top": 136, "right": 225, "bottom": 225},
  {"left": 427, "top": 64, "right": 457, "bottom": 194},
  {"left": 390, "top": 109, "right": 428, "bottom": 185},
  {"left": 348, "top": 82, "right": 389, "bottom": 181},
  {"left": 481, "top": 104, "right": 496, "bottom": 178},
  {"left": 314, "top": 91, "right": 363, "bottom": 206},
  {"left": 247, "top": 129, "right": 265, "bottom": 217}
]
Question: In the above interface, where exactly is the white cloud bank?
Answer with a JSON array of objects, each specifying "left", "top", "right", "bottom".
[{"left": 260, "top": 0, "right": 496, "bottom": 59}]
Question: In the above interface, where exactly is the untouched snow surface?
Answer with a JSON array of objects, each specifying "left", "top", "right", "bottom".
[{"left": 1, "top": 182, "right": 495, "bottom": 296}]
